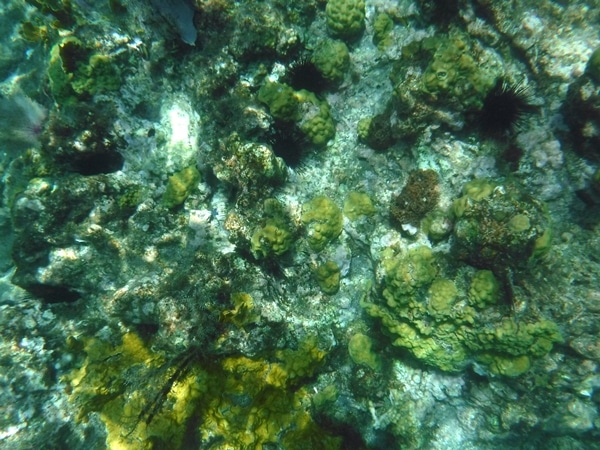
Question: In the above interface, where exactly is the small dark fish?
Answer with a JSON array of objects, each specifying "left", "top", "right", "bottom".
[{"left": 149, "top": 0, "right": 197, "bottom": 46}]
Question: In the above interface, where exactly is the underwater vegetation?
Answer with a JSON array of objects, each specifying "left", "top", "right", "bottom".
[{"left": 3, "top": 0, "right": 600, "bottom": 448}]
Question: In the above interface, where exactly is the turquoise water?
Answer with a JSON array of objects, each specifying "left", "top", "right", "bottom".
[{"left": 1, "top": 1, "right": 600, "bottom": 449}]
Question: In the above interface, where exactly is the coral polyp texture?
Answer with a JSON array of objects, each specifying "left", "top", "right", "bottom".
[
  {"left": 325, "top": 0, "right": 365, "bottom": 41},
  {"left": 2, "top": 0, "right": 599, "bottom": 448}
]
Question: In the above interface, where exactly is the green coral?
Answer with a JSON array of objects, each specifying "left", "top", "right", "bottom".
[
  {"left": 428, "top": 278, "right": 459, "bottom": 320},
  {"left": 468, "top": 270, "right": 500, "bottom": 308},
  {"left": 326, "top": 0, "right": 366, "bottom": 41},
  {"left": 451, "top": 179, "right": 551, "bottom": 271},
  {"left": 162, "top": 166, "right": 201, "bottom": 209},
  {"left": 348, "top": 333, "right": 381, "bottom": 371},
  {"left": 343, "top": 191, "right": 376, "bottom": 220},
  {"left": 47, "top": 37, "right": 121, "bottom": 105},
  {"left": 314, "top": 260, "right": 341, "bottom": 295},
  {"left": 296, "top": 90, "right": 336, "bottom": 145},
  {"left": 373, "top": 13, "right": 394, "bottom": 50},
  {"left": 422, "top": 209, "right": 453, "bottom": 242},
  {"left": 66, "top": 332, "right": 341, "bottom": 449},
  {"left": 251, "top": 199, "right": 294, "bottom": 258},
  {"left": 258, "top": 81, "right": 301, "bottom": 121},
  {"left": 312, "top": 39, "right": 350, "bottom": 85},
  {"left": 361, "top": 243, "right": 562, "bottom": 375},
  {"left": 258, "top": 83, "right": 335, "bottom": 146},
  {"left": 421, "top": 32, "right": 502, "bottom": 108},
  {"left": 301, "top": 196, "right": 343, "bottom": 251},
  {"left": 382, "top": 246, "right": 437, "bottom": 303}
]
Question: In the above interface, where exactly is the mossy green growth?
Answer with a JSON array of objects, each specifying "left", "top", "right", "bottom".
[
  {"left": 220, "top": 292, "right": 260, "bottom": 329},
  {"left": 326, "top": 0, "right": 366, "bottom": 41},
  {"left": 302, "top": 196, "right": 343, "bottom": 251},
  {"left": 314, "top": 260, "right": 341, "bottom": 295},
  {"left": 585, "top": 46, "right": 600, "bottom": 83},
  {"left": 47, "top": 37, "right": 121, "bottom": 105},
  {"left": 348, "top": 333, "right": 381, "bottom": 371},
  {"left": 251, "top": 199, "right": 294, "bottom": 259},
  {"left": 373, "top": 13, "right": 394, "bottom": 50},
  {"left": 479, "top": 353, "right": 531, "bottom": 377},
  {"left": 468, "top": 270, "right": 500, "bottom": 308},
  {"left": 48, "top": 38, "right": 79, "bottom": 105},
  {"left": 312, "top": 38, "right": 350, "bottom": 84},
  {"left": 117, "top": 186, "right": 143, "bottom": 217},
  {"left": 162, "top": 166, "right": 200, "bottom": 208},
  {"left": 421, "top": 32, "right": 502, "bottom": 108},
  {"left": 343, "top": 191, "right": 376, "bottom": 220},
  {"left": 71, "top": 53, "right": 122, "bottom": 96}
]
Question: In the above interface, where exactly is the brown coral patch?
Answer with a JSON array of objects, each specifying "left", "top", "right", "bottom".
[{"left": 390, "top": 169, "right": 440, "bottom": 228}]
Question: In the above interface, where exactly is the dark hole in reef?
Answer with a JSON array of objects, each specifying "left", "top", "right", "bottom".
[
  {"left": 501, "top": 143, "right": 524, "bottom": 171},
  {"left": 22, "top": 283, "right": 81, "bottom": 303},
  {"left": 69, "top": 150, "right": 124, "bottom": 175}
]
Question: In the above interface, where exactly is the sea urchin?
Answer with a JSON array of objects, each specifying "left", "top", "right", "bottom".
[
  {"left": 285, "top": 56, "right": 328, "bottom": 94},
  {"left": 479, "top": 78, "right": 536, "bottom": 136}
]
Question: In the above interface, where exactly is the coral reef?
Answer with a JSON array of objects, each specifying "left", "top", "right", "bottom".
[
  {"left": 162, "top": 165, "right": 200, "bottom": 209},
  {"left": 311, "top": 38, "right": 350, "bottom": 85},
  {"left": 251, "top": 198, "right": 294, "bottom": 259},
  {"left": 451, "top": 179, "right": 551, "bottom": 271},
  {"left": 258, "top": 82, "right": 336, "bottom": 146},
  {"left": 325, "top": 0, "right": 365, "bottom": 41},
  {"left": 390, "top": 169, "right": 440, "bottom": 230},
  {"left": 301, "top": 196, "right": 343, "bottom": 252},
  {"left": 3, "top": 0, "right": 600, "bottom": 448},
  {"left": 314, "top": 260, "right": 341, "bottom": 295},
  {"left": 363, "top": 246, "right": 562, "bottom": 374}
]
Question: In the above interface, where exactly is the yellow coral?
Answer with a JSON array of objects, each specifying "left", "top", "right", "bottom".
[{"left": 65, "top": 331, "right": 339, "bottom": 449}]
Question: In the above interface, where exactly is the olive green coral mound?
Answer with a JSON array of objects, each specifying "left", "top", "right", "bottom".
[
  {"left": 362, "top": 246, "right": 562, "bottom": 375},
  {"left": 302, "top": 196, "right": 343, "bottom": 251},
  {"left": 421, "top": 32, "right": 502, "bottom": 109},
  {"left": 312, "top": 39, "right": 350, "bottom": 85},
  {"left": 325, "top": 0, "right": 366, "bottom": 41},
  {"left": 314, "top": 260, "right": 341, "bottom": 295},
  {"left": 258, "top": 82, "right": 335, "bottom": 146},
  {"left": 162, "top": 166, "right": 201, "bottom": 209},
  {"left": 251, "top": 198, "right": 294, "bottom": 259}
]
